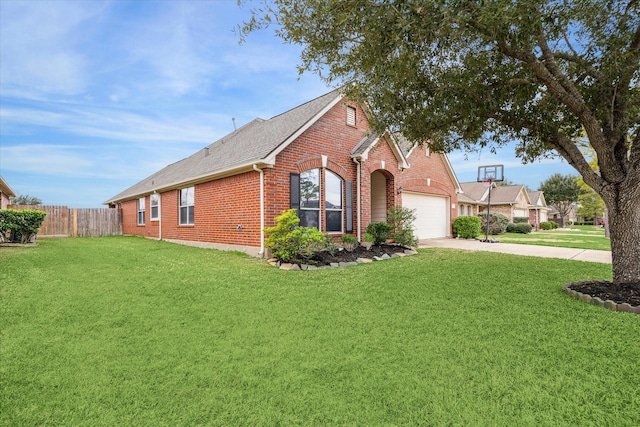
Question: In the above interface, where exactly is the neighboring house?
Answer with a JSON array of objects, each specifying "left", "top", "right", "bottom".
[
  {"left": 548, "top": 203, "right": 578, "bottom": 225},
  {"left": 0, "top": 175, "right": 16, "bottom": 210},
  {"left": 105, "top": 90, "right": 462, "bottom": 256},
  {"left": 458, "top": 182, "right": 550, "bottom": 229}
]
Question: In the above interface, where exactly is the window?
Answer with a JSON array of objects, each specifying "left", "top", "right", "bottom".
[
  {"left": 325, "top": 171, "right": 343, "bottom": 232},
  {"left": 346, "top": 106, "right": 356, "bottom": 126},
  {"left": 150, "top": 194, "right": 159, "bottom": 220},
  {"left": 459, "top": 205, "right": 464, "bottom": 216},
  {"left": 299, "top": 169, "right": 320, "bottom": 228},
  {"left": 291, "top": 168, "right": 351, "bottom": 233},
  {"left": 467, "top": 205, "right": 471, "bottom": 216},
  {"left": 137, "top": 197, "right": 145, "bottom": 225},
  {"left": 179, "top": 187, "right": 194, "bottom": 225}
]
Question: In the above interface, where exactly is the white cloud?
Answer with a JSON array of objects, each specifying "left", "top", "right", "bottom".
[{"left": 0, "top": 0, "right": 106, "bottom": 96}]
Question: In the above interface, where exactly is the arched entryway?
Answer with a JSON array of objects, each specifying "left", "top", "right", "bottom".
[{"left": 370, "top": 170, "right": 393, "bottom": 223}]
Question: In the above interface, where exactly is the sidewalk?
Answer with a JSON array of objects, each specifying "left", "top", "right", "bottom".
[{"left": 418, "top": 238, "right": 612, "bottom": 264}]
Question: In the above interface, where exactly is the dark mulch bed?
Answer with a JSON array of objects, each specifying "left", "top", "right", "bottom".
[
  {"left": 568, "top": 281, "right": 640, "bottom": 307},
  {"left": 293, "top": 244, "right": 410, "bottom": 267}
]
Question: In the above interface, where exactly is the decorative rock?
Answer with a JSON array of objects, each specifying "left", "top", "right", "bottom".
[
  {"left": 356, "top": 258, "right": 372, "bottom": 263},
  {"left": 279, "top": 263, "right": 293, "bottom": 270},
  {"left": 339, "top": 261, "right": 357, "bottom": 267},
  {"left": 580, "top": 293, "right": 592, "bottom": 304},
  {"left": 381, "top": 253, "right": 391, "bottom": 260},
  {"left": 330, "top": 263, "right": 340, "bottom": 268},
  {"left": 404, "top": 249, "right": 418, "bottom": 255},
  {"left": 307, "top": 265, "right": 318, "bottom": 270},
  {"left": 617, "top": 303, "right": 639, "bottom": 314},
  {"left": 592, "top": 297, "right": 605, "bottom": 307},
  {"left": 300, "top": 264, "right": 309, "bottom": 271},
  {"left": 373, "top": 256, "right": 385, "bottom": 261},
  {"left": 604, "top": 300, "right": 618, "bottom": 311}
]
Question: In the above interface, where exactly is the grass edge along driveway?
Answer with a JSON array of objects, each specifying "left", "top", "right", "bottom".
[{"left": 1, "top": 237, "right": 638, "bottom": 426}]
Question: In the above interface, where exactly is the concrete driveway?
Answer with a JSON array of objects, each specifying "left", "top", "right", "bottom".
[{"left": 419, "top": 238, "right": 612, "bottom": 264}]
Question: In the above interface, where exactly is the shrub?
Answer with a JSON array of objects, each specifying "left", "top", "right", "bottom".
[
  {"left": 513, "top": 216, "right": 529, "bottom": 224},
  {"left": 478, "top": 212, "right": 509, "bottom": 235},
  {"left": 366, "top": 222, "right": 392, "bottom": 245},
  {"left": 0, "top": 209, "right": 47, "bottom": 243},
  {"left": 386, "top": 206, "right": 418, "bottom": 247},
  {"left": 512, "top": 223, "right": 533, "bottom": 234},
  {"left": 340, "top": 234, "right": 358, "bottom": 251},
  {"left": 540, "top": 221, "right": 559, "bottom": 230},
  {"left": 453, "top": 216, "right": 481, "bottom": 239},
  {"left": 264, "top": 209, "right": 328, "bottom": 262}
]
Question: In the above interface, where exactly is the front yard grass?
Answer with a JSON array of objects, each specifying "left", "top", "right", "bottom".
[
  {"left": 1, "top": 237, "right": 638, "bottom": 426},
  {"left": 498, "top": 225, "right": 611, "bottom": 251}
]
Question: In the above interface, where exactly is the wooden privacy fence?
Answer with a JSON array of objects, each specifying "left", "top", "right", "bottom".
[{"left": 8, "top": 205, "right": 122, "bottom": 238}]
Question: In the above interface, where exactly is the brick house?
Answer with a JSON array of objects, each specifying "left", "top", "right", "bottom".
[
  {"left": 458, "top": 182, "right": 550, "bottom": 229},
  {"left": 0, "top": 175, "right": 16, "bottom": 210},
  {"left": 105, "top": 90, "right": 461, "bottom": 256}
]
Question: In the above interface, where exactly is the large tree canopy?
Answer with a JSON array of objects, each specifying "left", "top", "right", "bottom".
[
  {"left": 539, "top": 173, "right": 581, "bottom": 227},
  {"left": 242, "top": 0, "right": 639, "bottom": 284}
]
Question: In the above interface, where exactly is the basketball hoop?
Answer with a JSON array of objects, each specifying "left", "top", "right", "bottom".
[{"left": 477, "top": 165, "right": 504, "bottom": 243}]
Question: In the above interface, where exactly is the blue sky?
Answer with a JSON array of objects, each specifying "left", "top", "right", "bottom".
[{"left": 0, "top": 0, "right": 576, "bottom": 208}]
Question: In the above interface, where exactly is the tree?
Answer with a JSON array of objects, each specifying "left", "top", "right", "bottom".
[
  {"left": 9, "top": 194, "right": 42, "bottom": 205},
  {"left": 242, "top": 0, "right": 640, "bottom": 285},
  {"left": 576, "top": 178, "right": 606, "bottom": 225},
  {"left": 539, "top": 173, "right": 580, "bottom": 227}
]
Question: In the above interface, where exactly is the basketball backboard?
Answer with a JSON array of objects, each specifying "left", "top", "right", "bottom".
[{"left": 477, "top": 164, "right": 504, "bottom": 183}]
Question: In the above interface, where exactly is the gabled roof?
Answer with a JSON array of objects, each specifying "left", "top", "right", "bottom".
[
  {"left": 392, "top": 134, "right": 462, "bottom": 193},
  {"left": 528, "top": 191, "right": 547, "bottom": 208},
  {"left": 459, "top": 182, "right": 531, "bottom": 205},
  {"left": 490, "top": 185, "right": 530, "bottom": 204},
  {"left": 0, "top": 175, "right": 16, "bottom": 197},
  {"left": 351, "top": 132, "right": 410, "bottom": 170},
  {"left": 459, "top": 182, "right": 491, "bottom": 203},
  {"left": 105, "top": 90, "right": 343, "bottom": 204}
]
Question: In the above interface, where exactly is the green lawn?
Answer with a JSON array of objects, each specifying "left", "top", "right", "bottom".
[
  {"left": 498, "top": 225, "right": 611, "bottom": 251},
  {"left": 2, "top": 237, "right": 638, "bottom": 426}
]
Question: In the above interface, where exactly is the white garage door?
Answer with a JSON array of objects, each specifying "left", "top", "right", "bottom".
[{"left": 402, "top": 192, "right": 449, "bottom": 239}]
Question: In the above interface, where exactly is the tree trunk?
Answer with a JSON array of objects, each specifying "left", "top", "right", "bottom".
[{"left": 607, "top": 192, "right": 640, "bottom": 284}]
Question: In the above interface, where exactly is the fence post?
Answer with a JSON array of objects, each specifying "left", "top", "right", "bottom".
[{"left": 73, "top": 208, "right": 78, "bottom": 238}]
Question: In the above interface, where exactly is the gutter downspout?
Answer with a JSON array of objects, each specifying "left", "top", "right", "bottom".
[
  {"left": 253, "top": 164, "right": 265, "bottom": 256},
  {"left": 352, "top": 157, "right": 362, "bottom": 242},
  {"left": 155, "top": 190, "right": 162, "bottom": 241}
]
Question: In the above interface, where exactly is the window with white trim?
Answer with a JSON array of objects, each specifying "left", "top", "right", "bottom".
[
  {"left": 346, "top": 106, "right": 356, "bottom": 126},
  {"left": 137, "top": 197, "right": 145, "bottom": 225},
  {"left": 294, "top": 168, "right": 347, "bottom": 233},
  {"left": 150, "top": 194, "right": 159, "bottom": 220},
  {"left": 299, "top": 169, "right": 320, "bottom": 229},
  {"left": 325, "top": 170, "right": 343, "bottom": 232},
  {"left": 179, "top": 187, "right": 194, "bottom": 225}
]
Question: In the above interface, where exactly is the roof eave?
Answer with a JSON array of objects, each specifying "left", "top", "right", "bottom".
[{"left": 104, "top": 159, "right": 274, "bottom": 205}]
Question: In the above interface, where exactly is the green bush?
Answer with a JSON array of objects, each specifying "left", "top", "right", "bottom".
[
  {"left": 512, "top": 223, "right": 533, "bottom": 234},
  {"left": 366, "top": 222, "right": 392, "bottom": 245},
  {"left": 264, "top": 209, "right": 328, "bottom": 262},
  {"left": 478, "top": 212, "right": 509, "bottom": 235},
  {"left": 540, "top": 221, "right": 559, "bottom": 230},
  {"left": 386, "top": 206, "right": 418, "bottom": 247},
  {"left": 0, "top": 209, "right": 47, "bottom": 243},
  {"left": 453, "top": 216, "right": 481, "bottom": 239},
  {"left": 513, "top": 216, "right": 529, "bottom": 224},
  {"left": 340, "top": 234, "right": 358, "bottom": 251}
]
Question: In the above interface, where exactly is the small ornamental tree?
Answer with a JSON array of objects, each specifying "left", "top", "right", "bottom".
[
  {"left": 386, "top": 206, "right": 418, "bottom": 247},
  {"left": 264, "top": 209, "right": 327, "bottom": 262}
]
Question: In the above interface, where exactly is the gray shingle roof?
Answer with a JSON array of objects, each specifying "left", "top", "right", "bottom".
[
  {"left": 105, "top": 90, "right": 342, "bottom": 204},
  {"left": 459, "top": 182, "right": 491, "bottom": 202}
]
